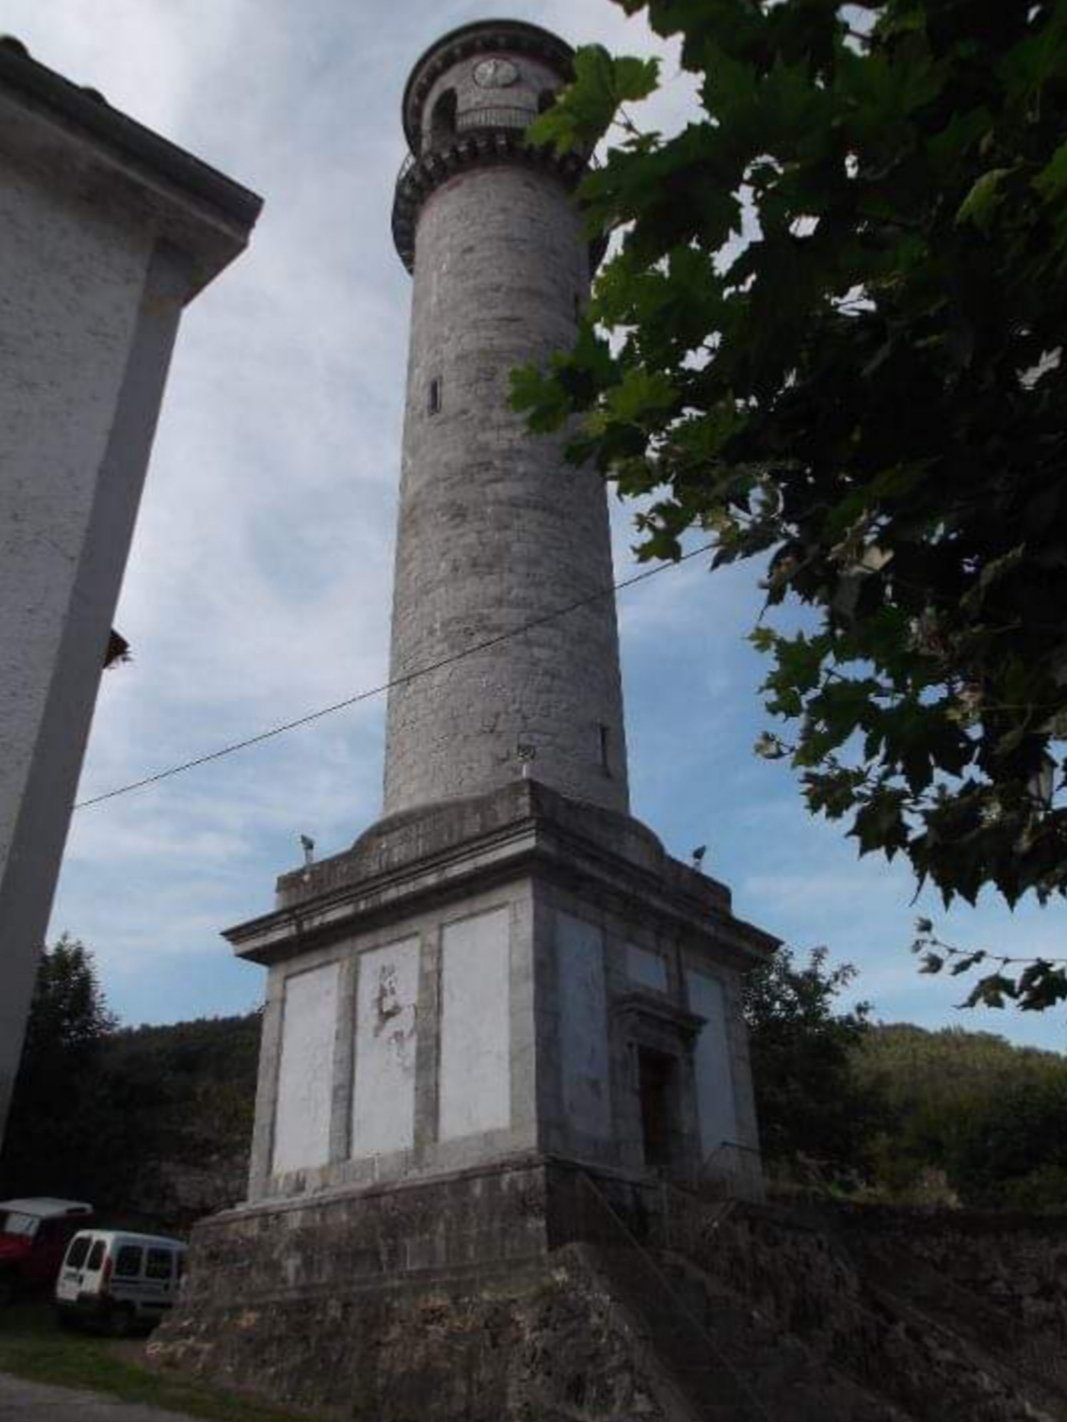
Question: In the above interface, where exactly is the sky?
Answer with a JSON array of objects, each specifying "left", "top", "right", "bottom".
[{"left": 9, "top": 0, "right": 1065, "bottom": 1050}]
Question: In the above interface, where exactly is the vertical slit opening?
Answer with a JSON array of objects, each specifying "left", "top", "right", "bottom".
[
  {"left": 430, "top": 89, "right": 457, "bottom": 146},
  {"left": 428, "top": 377, "right": 441, "bottom": 415},
  {"left": 598, "top": 722, "right": 610, "bottom": 773}
]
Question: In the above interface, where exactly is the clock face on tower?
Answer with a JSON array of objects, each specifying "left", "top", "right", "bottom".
[{"left": 473, "top": 57, "right": 519, "bottom": 88}]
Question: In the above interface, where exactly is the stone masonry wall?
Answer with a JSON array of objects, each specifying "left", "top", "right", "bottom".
[
  {"left": 673, "top": 1200, "right": 1067, "bottom": 1421},
  {"left": 155, "top": 1247, "right": 673, "bottom": 1422},
  {"left": 383, "top": 156, "right": 629, "bottom": 817}
]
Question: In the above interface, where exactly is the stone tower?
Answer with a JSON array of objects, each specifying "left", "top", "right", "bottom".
[
  {"left": 384, "top": 21, "right": 627, "bottom": 817},
  {"left": 160, "top": 23, "right": 777, "bottom": 1413}
]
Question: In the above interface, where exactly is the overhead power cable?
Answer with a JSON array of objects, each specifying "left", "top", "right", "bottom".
[{"left": 74, "top": 541, "right": 714, "bottom": 811}]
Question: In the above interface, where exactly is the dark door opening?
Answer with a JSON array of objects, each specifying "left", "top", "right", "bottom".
[{"left": 638, "top": 1048, "right": 674, "bottom": 1170}]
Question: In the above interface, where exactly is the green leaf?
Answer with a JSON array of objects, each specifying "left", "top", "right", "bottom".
[
  {"left": 509, "top": 364, "right": 572, "bottom": 431},
  {"left": 1015, "top": 961, "right": 1067, "bottom": 1012},
  {"left": 1033, "top": 138, "right": 1067, "bottom": 204},
  {"left": 949, "top": 951, "right": 987, "bottom": 976},
  {"left": 527, "top": 46, "right": 660, "bottom": 154},
  {"left": 955, "top": 168, "right": 1011, "bottom": 231},
  {"left": 511, "top": 0, "right": 1067, "bottom": 956},
  {"left": 603, "top": 365, "right": 677, "bottom": 424},
  {"left": 962, "top": 974, "right": 1019, "bottom": 1010}
]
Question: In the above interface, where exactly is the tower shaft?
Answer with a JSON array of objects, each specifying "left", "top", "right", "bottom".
[{"left": 383, "top": 60, "right": 627, "bottom": 817}]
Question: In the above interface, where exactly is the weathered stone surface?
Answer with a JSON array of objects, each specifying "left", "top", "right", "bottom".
[
  {"left": 155, "top": 1159, "right": 677, "bottom": 1419},
  {"left": 177, "top": 1160, "right": 559, "bottom": 1300},
  {"left": 670, "top": 1198, "right": 1067, "bottom": 1422},
  {"left": 383, "top": 22, "right": 628, "bottom": 819},
  {"left": 156, "top": 1183, "right": 1067, "bottom": 1421},
  {"left": 225, "top": 782, "right": 771, "bottom": 1204},
  {"left": 270, "top": 779, "right": 729, "bottom": 918},
  {"left": 156, "top": 1248, "right": 673, "bottom": 1422},
  {"left": 831, "top": 1205, "right": 1067, "bottom": 1401}
]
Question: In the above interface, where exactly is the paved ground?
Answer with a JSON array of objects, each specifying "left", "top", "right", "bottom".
[{"left": 0, "top": 1371, "right": 202, "bottom": 1419}]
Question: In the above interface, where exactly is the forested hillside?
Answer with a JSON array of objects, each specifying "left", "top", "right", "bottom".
[
  {"left": 854, "top": 1023, "right": 1067, "bottom": 1208},
  {"left": 0, "top": 1005, "right": 260, "bottom": 1228},
  {"left": 0, "top": 940, "right": 260, "bottom": 1230},
  {"left": 744, "top": 947, "right": 1067, "bottom": 1211}
]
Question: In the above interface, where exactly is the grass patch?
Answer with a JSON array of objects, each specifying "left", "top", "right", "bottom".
[{"left": 0, "top": 1304, "right": 322, "bottom": 1421}]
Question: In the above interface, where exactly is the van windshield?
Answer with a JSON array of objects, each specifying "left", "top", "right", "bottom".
[{"left": 0, "top": 1212, "right": 39, "bottom": 1238}]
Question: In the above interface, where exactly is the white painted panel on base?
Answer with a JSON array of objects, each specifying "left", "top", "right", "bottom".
[
  {"left": 627, "top": 943, "right": 668, "bottom": 993},
  {"left": 439, "top": 907, "right": 511, "bottom": 1140},
  {"left": 687, "top": 970, "right": 738, "bottom": 1161},
  {"left": 352, "top": 937, "right": 420, "bottom": 1158},
  {"left": 273, "top": 963, "right": 339, "bottom": 1174},
  {"left": 558, "top": 913, "right": 611, "bottom": 1139}
]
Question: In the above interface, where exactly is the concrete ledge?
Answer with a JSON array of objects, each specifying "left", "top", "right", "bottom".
[
  {"left": 178, "top": 1155, "right": 661, "bottom": 1310},
  {"left": 0, "top": 36, "right": 262, "bottom": 297},
  {"left": 154, "top": 1239, "right": 677, "bottom": 1422},
  {"left": 226, "top": 781, "right": 775, "bottom": 969}
]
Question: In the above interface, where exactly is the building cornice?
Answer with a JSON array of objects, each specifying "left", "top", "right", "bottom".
[
  {"left": 224, "top": 781, "right": 778, "bottom": 970},
  {"left": 0, "top": 35, "right": 261, "bottom": 295},
  {"left": 391, "top": 128, "right": 590, "bottom": 273}
]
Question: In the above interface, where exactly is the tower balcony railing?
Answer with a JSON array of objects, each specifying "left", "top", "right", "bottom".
[
  {"left": 455, "top": 104, "right": 538, "bottom": 134},
  {"left": 392, "top": 127, "right": 601, "bottom": 273},
  {"left": 395, "top": 119, "right": 596, "bottom": 188}
]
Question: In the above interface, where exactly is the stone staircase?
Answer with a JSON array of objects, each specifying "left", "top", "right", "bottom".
[
  {"left": 572, "top": 1173, "right": 1067, "bottom": 1422},
  {"left": 839, "top": 1225, "right": 1067, "bottom": 1422},
  {"left": 570, "top": 1174, "right": 907, "bottom": 1421},
  {"left": 579, "top": 1239, "right": 764, "bottom": 1421}
]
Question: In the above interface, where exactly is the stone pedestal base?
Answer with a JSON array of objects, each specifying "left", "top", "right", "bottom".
[
  {"left": 167, "top": 782, "right": 776, "bottom": 1416},
  {"left": 230, "top": 780, "right": 773, "bottom": 1205},
  {"left": 153, "top": 1156, "right": 673, "bottom": 1421}
]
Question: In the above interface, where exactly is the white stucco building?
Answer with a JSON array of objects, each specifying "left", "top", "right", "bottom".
[{"left": 0, "top": 36, "right": 261, "bottom": 1144}]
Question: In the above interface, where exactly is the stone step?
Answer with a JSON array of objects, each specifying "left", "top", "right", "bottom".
[{"left": 589, "top": 1244, "right": 766, "bottom": 1421}]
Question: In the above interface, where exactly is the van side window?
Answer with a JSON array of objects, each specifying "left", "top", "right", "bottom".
[
  {"left": 145, "top": 1248, "right": 172, "bottom": 1280},
  {"left": 115, "top": 1245, "right": 143, "bottom": 1278},
  {"left": 66, "top": 1236, "right": 90, "bottom": 1269},
  {"left": 86, "top": 1239, "right": 105, "bottom": 1271}
]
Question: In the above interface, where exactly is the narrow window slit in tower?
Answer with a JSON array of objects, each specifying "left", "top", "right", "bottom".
[
  {"left": 428, "top": 377, "right": 441, "bottom": 415},
  {"left": 430, "top": 89, "right": 457, "bottom": 146},
  {"left": 598, "top": 722, "right": 611, "bottom": 774}
]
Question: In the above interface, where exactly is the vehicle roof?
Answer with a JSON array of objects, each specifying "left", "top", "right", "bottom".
[
  {"left": 0, "top": 1197, "right": 93, "bottom": 1218},
  {"left": 70, "top": 1228, "right": 186, "bottom": 1248}
]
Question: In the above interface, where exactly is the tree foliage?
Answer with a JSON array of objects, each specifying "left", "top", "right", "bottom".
[
  {"left": 743, "top": 945, "right": 885, "bottom": 1175},
  {"left": 0, "top": 937, "right": 259, "bottom": 1223},
  {"left": 514, "top": 0, "right": 1067, "bottom": 1003},
  {"left": 0, "top": 936, "right": 116, "bottom": 1198},
  {"left": 855, "top": 1021, "right": 1067, "bottom": 1207}
]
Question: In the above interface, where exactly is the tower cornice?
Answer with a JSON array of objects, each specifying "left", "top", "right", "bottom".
[
  {"left": 391, "top": 129, "right": 589, "bottom": 274},
  {"left": 401, "top": 19, "right": 574, "bottom": 154}
]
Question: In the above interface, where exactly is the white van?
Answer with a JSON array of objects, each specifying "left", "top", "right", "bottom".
[{"left": 55, "top": 1229, "right": 186, "bottom": 1332}]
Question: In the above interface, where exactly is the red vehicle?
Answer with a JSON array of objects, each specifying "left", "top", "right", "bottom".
[{"left": 0, "top": 1198, "right": 94, "bottom": 1304}]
